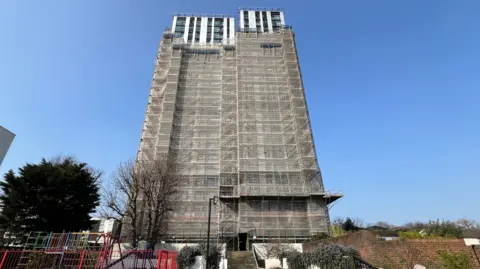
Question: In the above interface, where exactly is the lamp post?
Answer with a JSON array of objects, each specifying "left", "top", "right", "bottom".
[{"left": 206, "top": 196, "right": 218, "bottom": 269}]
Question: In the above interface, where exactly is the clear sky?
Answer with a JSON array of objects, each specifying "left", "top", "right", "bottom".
[{"left": 1, "top": 0, "right": 479, "bottom": 226}]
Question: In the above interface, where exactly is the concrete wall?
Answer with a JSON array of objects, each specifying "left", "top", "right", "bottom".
[
  {"left": 189, "top": 256, "right": 228, "bottom": 269},
  {"left": 253, "top": 243, "right": 303, "bottom": 269},
  {"left": 0, "top": 126, "right": 15, "bottom": 167}
]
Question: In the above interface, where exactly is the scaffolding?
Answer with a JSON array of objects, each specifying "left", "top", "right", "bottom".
[{"left": 136, "top": 26, "right": 341, "bottom": 242}]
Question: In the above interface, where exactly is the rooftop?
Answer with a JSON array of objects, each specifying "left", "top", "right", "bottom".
[
  {"left": 0, "top": 125, "right": 15, "bottom": 136},
  {"left": 173, "top": 13, "right": 234, "bottom": 18}
]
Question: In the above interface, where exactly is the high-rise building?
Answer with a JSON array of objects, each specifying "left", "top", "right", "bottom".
[
  {"left": 137, "top": 8, "right": 341, "bottom": 244},
  {"left": 0, "top": 126, "right": 15, "bottom": 167}
]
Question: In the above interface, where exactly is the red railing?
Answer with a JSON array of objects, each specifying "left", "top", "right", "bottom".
[{"left": 0, "top": 250, "right": 177, "bottom": 269}]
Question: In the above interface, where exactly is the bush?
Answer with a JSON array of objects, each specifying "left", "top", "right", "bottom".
[
  {"left": 263, "top": 243, "right": 297, "bottom": 259},
  {"left": 399, "top": 222, "right": 462, "bottom": 240},
  {"left": 177, "top": 242, "right": 223, "bottom": 269},
  {"left": 342, "top": 218, "right": 360, "bottom": 232},
  {"left": 177, "top": 246, "right": 201, "bottom": 269},
  {"left": 398, "top": 231, "right": 424, "bottom": 239},
  {"left": 437, "top": 250, "right": 474, "bottom": 269},
  {"left": 198, "top": 241, "right": 223, "bottom": 269},
  {"left": 425, "top": 220, "right": 462, "bottom": 238},
  {"left": 311, "top": 232, "right": 330, "bottom": 241},
  {"left": 279, "top": 250, "right": 307, "bottom": 269},
  {"left": 331, "top": 225, "right": 345, "bottom": 237},
  {"left": 279, "top": 243, "right": 359, "bottom": 269}
]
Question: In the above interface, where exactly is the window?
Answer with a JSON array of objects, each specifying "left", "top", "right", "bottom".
[{"left": 227, "top": 18, "right": 230, "bottom": 38}]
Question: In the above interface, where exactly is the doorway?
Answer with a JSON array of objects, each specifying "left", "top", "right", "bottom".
[{"left": 238, "top": 233, "right": 247, "bottom": 251}]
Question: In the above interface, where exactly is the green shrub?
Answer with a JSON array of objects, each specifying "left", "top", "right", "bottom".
[
  {"left": 398, "top": 231, "right": 424, "bottom": 239},
  {"left": 331, "top": 225, "right": 345, "bottom": 237},
  {"left": 311, "top": 232, "right": 330, "bottom": 241},
  {"left": 425, "top": 220, "right": 462, "bottom": 238},
  {"left": 399, "top": 226, "right": 460, "bottom": 240},
  {"left": 437, "top": 250, "right": 474, "bottom": 269}
]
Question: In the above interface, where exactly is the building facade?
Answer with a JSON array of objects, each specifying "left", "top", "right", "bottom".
[
  {"left": 137, "top": 8, "right": 341, "bottom": 243},
  {"left": 0, "top": 126, "right": 15, "bottom": 167},
  {"left": 172, "top": 14, "right": 235, "bottom": 45}
]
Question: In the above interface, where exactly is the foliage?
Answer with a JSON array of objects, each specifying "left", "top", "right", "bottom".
[
  {"left": 177, "top": 242, "right": 223, "bottom": 269},
  {"left": 398, "top": 231, "right": 424, "bottom": 239},
  {"left": 177, "top": 246, "right": 201, "bottom": 269},
  {"left": 404, "top": 221, "right": 428, "bottom": 230},
  {"left": 198, "top": 241, "right": 223, "bottom": 269},
  {"left": 342, "top": 218, "right": 360, "bottom": 232},
  {"left": 0, "top": 157, "right": 101, "bottom": 234},
  {"left": 331, "top": 225, "right": 345, "bottom": 237},
  {"left": 279, "top": 243, "right": 359, "bottom": 269},
  {"left": 311, "top": 232, "right": 330, "bottom": 241},
  {"left": 399, "top": 230, "right": 457, "bottom": 240},
  {"left": 279, "top": 250, "right": 307, "bottom": 269},
  {"left": 373, "top": 221, "right": 393, "bottom": 229},
  {"left": 403, "top": 219, "right": 468, "bottom": 238},
  {"left": 399, "top": 220, "right": 462, "bottom": 239},
  {"left": 437, "top": 250, "right": 474, "bottom": 269},
  {"left": 424, "top": 220, "right": 462, "bottom": 238},
  {"left": 263, "top": 243, "right": 297, "bottom": 258}
]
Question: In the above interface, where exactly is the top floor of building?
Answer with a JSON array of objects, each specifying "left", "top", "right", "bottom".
[
  {"left": 239, "top": 8, "right": 285, "bottom": 34},
  {"left": 170, "top": 8, "right": 287, "bottom": 45}
]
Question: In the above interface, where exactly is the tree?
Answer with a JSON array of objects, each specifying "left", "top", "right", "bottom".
[
  {"left": 342, "top": 218, "right": 359, "bottom": 232},
  {"left": 404, "top": 221, "right": 428, "bottom": 230},
  {"left": 456, "top": 218, "right": 478, "bottom": 229},
  {"left": 139, "top": 156, "right": 180, "bottom": 249},
  {"left": 100, "top": 159, "right": 142, "bottom": 247},
  {"left": 424, "top": 220, "right": 462, "bottom": 238},
  {"left": 374, "top": 221, "right": 393, "bottom": 229},
  {"left": 332, "top": 217, "right": 345, "bottom": 227},
  {"left": 0, "top": 157, "right": 101, "bottom": 234},
  {"left": 101, "top": 155, "right": 180, "bottom": 249}
]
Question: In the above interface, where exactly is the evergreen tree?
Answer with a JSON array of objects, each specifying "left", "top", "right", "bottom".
[
  {"left": 0, "top": 157, "right": 101, "bottom": 234},
  {"left": 342, "top": 217, "right": 359, "bottom": 231}
]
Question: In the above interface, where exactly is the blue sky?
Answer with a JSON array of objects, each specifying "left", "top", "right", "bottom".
[{"left": 1, "top": 0, "right": 479, "bottom": 225}]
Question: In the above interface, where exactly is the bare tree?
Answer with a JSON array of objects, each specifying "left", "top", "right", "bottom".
[
  {"left": 332, "top": 217, "right": 345, "bottom": 227},
  {"left": 351, "top": 217, "right": 365, "bottom": 228},
  {"left": 101, "top": 156, "right": 180, "bottom": 249},
  {"left": 138, "top": 156, "right": 180, "bottom": 249},
  {"left": 404, "top": 221, "right": 427, "bottom": 230},
  {"left": 456, "top": 218, "right": 478, "bottom": 229},
  {"left": 374, "top": 221, "right": 393, "bottom": 229},
  {"left": 100, "top": 159, "right": 142, "bottom": 246}
]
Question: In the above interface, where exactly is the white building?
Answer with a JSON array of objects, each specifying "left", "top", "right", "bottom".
[{"left": 0, "top": 126, "right": 15, "bottom": 167}]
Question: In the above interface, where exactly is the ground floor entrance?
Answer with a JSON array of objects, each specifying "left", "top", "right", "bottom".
[{"left": 238, "top": 233, "right": 248, "bottom": 251}]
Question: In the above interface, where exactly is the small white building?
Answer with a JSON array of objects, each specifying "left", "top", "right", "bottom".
[{"left": 90, "top": 218, "right": 119, "bottom": 234}]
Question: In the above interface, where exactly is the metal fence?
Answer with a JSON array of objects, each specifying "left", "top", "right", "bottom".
[{"left": 0, "top": 250, "right": 177, "bottom": 269}]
